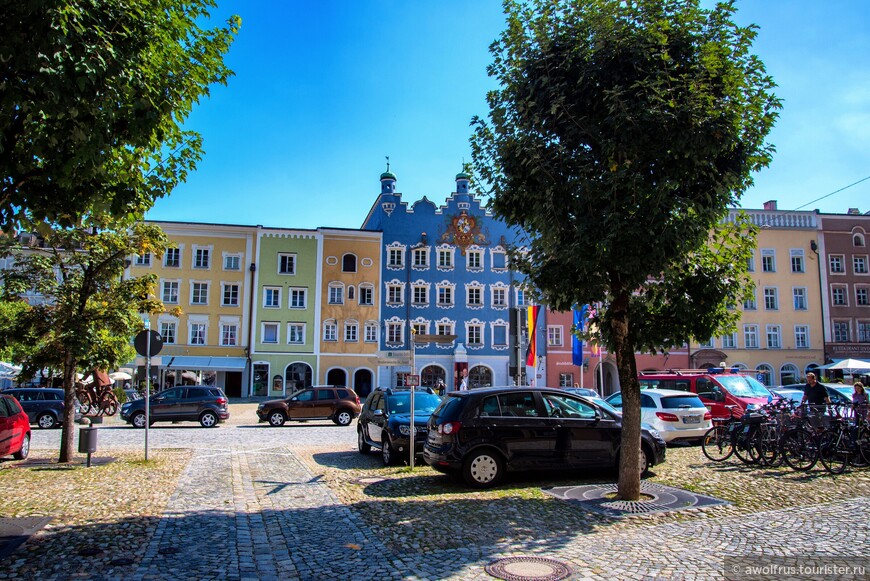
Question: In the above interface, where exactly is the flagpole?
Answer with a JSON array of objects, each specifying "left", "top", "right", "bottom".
[{"left": 597, "top": 302, "right": 604, "bottom": 394}]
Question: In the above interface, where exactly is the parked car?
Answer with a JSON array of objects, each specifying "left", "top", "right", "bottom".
[
  {"left": 357, "top": 387, "right": 442, "bottom": 465},
  {"left": 638, "top": 369, "right": 772, "bottom": 418},
  {"left": 0, "top": 394, "right": 31, "bottom": 460},
  {"left": 770, "top": 387, "right": 804, "bottom": 406},
  {"left": 257, "top": 386, "right": 361, "bottom": 427},
  {"left": 605, "top": 389, "right": 712, "bottom": 444},
  {"left": 564, "top": 387, "right": 606, "bottom": 405},
  {"left": 120, "top": 386, "right": 229, "bottom": 428},
  {"left": 771, "top": 384, "right": 853, "bottom": 406},
  {"left": 423, "top": 387, "right": 667, "bottom": 489},
  {"left": 1, "top": 387, "right": 80, "bottom": 429}
]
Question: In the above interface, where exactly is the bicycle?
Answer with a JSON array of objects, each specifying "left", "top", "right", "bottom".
[
  {"left": 780, "top": 403, "right": 828, "bottom": 472},
  {"left": 702, "top": 405, "right": 741, "bottom": 462},
  {"left": 817, "top": 404, "right": 870, "bottom": 474}
]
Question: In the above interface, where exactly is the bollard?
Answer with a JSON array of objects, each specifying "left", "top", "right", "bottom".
[{"left": 78, "top": 425, "right": 98, "bottom": 467}]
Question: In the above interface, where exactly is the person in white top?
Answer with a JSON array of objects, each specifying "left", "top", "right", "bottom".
[{"left": 459, "top": 368, "right": 469, "bottom": 391}]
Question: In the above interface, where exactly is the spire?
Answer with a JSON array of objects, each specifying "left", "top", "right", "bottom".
[{"left": 380, "top": 156, "right": 397, "bottom": 194}]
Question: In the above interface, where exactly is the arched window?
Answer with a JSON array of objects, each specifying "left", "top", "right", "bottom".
[
  {"left": 756, "top": 363, "right": 773, "bottom": 386},
  {"left": 421, "top": 365, "right": 446, "bottom": 388},
  {"left": 285, "top": 363, "right": 313, "bottom": 391},
  {"left": 469, "top": 365, "right": 493, "bottom": 389},
  {"left": 780, "top": 363, "right": 799, "bottom": 386},
  {"left": 342, "top": 254, "right": 357, "bottom": 272},
  {"left": 854, "top": 233, "right": 865, "bottom": 247}
]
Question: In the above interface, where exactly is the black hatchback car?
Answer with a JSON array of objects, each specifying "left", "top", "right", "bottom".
[
  {"left": 423, "top": 387, "right": 667, "bottom": 488},
  {"left": 357, "top": 387, "right": 442, "bottom": 466},
  {"left": 120, "top": 385, "right": 229, "bottom": 428}
]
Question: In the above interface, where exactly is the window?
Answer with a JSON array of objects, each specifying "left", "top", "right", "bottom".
[
  {"left": 859, "top": 322, "right": 870, "bottom": 342},
  {"left": 761, "top": 248, "right": 776, "bottom": 272},
  {"left": 224, "top": 254, "right": 241, "bottom": 271},
  {"left": 386, "top": 322, "right": 403, "bottom": 344},
  {"left": 222, "top": 283, "right": 239, "bottom": 307},
  {"left": 190, "top": 322, "right": 207, "bottom": 345},
  {"left": 329, "top": 284, "right": 344, "bottom": 304},
  {"left": 467, "top": 250, "right": 482, "bottom": 270},
  {"left": 387, "top": 284, "right": 403, "bottom": 305},
  {"left": 437, "top": 322, "right": 454, "bottom": 337},
  {"left": 790, "top": 249, "right": 805, "bottom": 273},
  {"left": 323, "top": 321, "right": 337, "bottom": 342},
  {"left": 467, "top": 324, "right": 483, "bottom": 346},
  {"left": 364, "top": 322, "right": 378, "bottom": 342},
  {"left": 548, "top": 326, "right": 563, "bottom": 347},
  {"left": 833, "top": 321, "right": 850, "bottom": 342},
  {"left": 492, "top": 288, "right": 507, "bottom": 308},
  {"left": 744, "top": 324, "right": 759, "bottom": 349},
  {"left": 793, "top": 287, "right": 807, "bottom": 310},
  {"left": 559, "top": 373, "right": 574, "bottom": 387},
  {"left": 766, "top": 325, "right": 781, "bottom": 349},
  {"left": 746, "top": 249, "right": 755, "bottom": 272},
  {"left": 855, "top": 256, "right": 869, "bottom": 274},
  {"left": 193, "top": 247, "right": 210, "bottom": 269},
  {"left": 832, "top": 287, "right": 847, "bottom": 306},
  {"left": 493, "top": 324, "right": 508, "bottom": 346},
  {"left": 763, "top": 287, "right": 778, "bottom": 310},
  {"left": 160, "top": 322, "right": 177, "bottom": 344},
  {"left": 829, "top": 255, "right": 845, "bottom": 274},
  {"left": 467, "top": 287, "right": 482, "bottom": 306},
  {"left": 288, "top": 323, "right": 305, "bottom": 344},
  {"left": 438, "top": 249, "right": 453, "bottom": 269},
  {"left": 743, "top": 289, "right": 757, "bottom": 311},
  {"left": 191, "top": 282, "right": 209, "bottom": 305},
  {"left": 516, "top": 289, "right": 526, "bottom": 307},
  {"left": 285, "top": 287, "right": 304, "bottom": 308},
  {"left": 795, "top": 325, "right": 809, "bottom": 349},
  {"left": 722, "top": 332, "right": 737, "bottom": 349},
  {"left": 857, "top": 287, "right": 869, "bottom": 306},
  {"left": 221, "top": 323, "right": 238, "bottom": 346},
  {"left": 264, "top": 287, "right": 280, "bottom": 308},
  {"left": 162, "top": 281, "right": 179, "bottom": 304},
  {"left": 164, "top": 248, "right": 180, "bottom": 267},
  {"left": 492, "top": 250, "right": 507, "bottom": 270},
  {"left": 342, "top": 254, "right": 357, "bottom": 272},
  {"left": 135, "top": 253, "right": 151, "bottom": 266},
  {"left": 412, "top": 322, "right": 427, "bottom": 337},
  {"left": 388, "top": 248, "right": 404, "bottom": 268},
  {"left": 262, "top": 322, "right": 279, "bottom": 344},
  {"left": 699, "top": 338, "right": 714, "bottom": 348},
  {"left": 412, "top": 248, "right": 428, "bottom": 268},
  {"left": 278, "top": 253, "right": 296, "bottom": 275},
  {"left": 345, "top": 322, "right": 358, "bottom": 342},
  {"left": 359, "top": 285, "right": 374, "bottom": 306},
  {"left": 855, "top": 234, "right": 866, "bottom": 247},
  {"left": 412, "top": 285, "right": 428, "bottom": 305},
  {"left": 437, "top": 286, "right": 453, "bottom": 306}
]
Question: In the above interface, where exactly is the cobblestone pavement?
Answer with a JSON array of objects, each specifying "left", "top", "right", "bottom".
[{"left": 10, "top": 403, "right": 870, "bottom": 580}]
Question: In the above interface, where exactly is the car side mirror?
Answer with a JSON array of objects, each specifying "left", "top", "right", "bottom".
[
  {"left": 290, "top": 397, "right": 298, "bottom": 402},
  {"left": 373, "top": 409, "right": 384, "bottom": 417}
]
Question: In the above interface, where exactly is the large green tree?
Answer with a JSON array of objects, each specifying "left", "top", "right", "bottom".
[
  {"left": 472, "top": 0, "right": 778, "bottom": 499},
  {"left": 0, "top": 222, "right": 170, "bottom": 462},
  {"left": 0, "top": 1, "right": 240, "bottom": 231}
]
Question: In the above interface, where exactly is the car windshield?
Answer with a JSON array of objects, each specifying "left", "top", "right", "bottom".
[
  {"left": 566, "top": 387, "right": 598, "bottom": 398},
  {"left": 772, "top": 390, "right": 803, "bottom": 403},
  {"left": 716, "top": 375, "right": 771, "bottom": 398},
  {"left": 387, "top": 393, "right": 442, "bottom": 415}
]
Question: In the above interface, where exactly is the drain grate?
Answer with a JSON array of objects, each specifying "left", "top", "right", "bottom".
[
  {"left": 485, "top": 556, "right": 573, "bottom": 581},
  {"left": 543, "top": 481, "right": 729, "bottom": 518}
]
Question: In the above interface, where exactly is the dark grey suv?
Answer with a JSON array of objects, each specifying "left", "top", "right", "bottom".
[
  {"left": 120, "top": 386, "right": 230, "bottom": 428},
  {"left": 2, "top": 388, "right": 81, "bottom": 429}
]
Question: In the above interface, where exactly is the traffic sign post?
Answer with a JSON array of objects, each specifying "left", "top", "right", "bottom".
[{"left": 134, "top": 325, "right": 163, "bottom": 461}]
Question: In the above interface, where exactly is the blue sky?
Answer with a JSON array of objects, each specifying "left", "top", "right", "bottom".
[{"left": 146, "top": 0, "right": 870, "bottom": 229}]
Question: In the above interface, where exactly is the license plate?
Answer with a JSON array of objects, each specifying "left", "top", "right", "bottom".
[{"left": 682, "top": 416, "right": 701, "bottom": 424}]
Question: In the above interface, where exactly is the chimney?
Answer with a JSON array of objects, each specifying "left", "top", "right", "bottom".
[
  {"left": 847, "top": 208, "right": 860, "bottom": 215},
  {"left": 763, "top": 200, "right": 777, "bottom": 211}
]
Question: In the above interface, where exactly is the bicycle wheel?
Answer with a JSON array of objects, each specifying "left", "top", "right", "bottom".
[
  {"left": 733, "top": 428, "right": 759, "bottom": 465},
  {"left": 781, "top": 428, "right": 818, "bottom": 472},
  {"left": 854, "top": 427, "right": 870, "bottom": 467},
  {"left": 756, "top": 425, "right": 780, "bottom": 467},
  {"left": 702, "top": 425, "right": 733, "bottom": 462},
  {"left": 818, "top": 431, "right": 848, "bottom": 475}
]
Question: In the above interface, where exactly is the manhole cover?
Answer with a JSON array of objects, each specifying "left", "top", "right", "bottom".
[
  {"left": 543, "top": 482, "right": 729, "bottom": 518},
  {"left": 486, "top": 556, "right": 572, "bottom": 581}
]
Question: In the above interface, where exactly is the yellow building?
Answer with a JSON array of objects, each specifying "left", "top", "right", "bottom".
[
  {"left": 129, "top": 221, "right": 258, "bottom": 397},
  {"left": 691, "top": 204, "right": 825, "bottom": 386},
  {"left": 316, "top": 228, "right": 382, "bottom": 397}
]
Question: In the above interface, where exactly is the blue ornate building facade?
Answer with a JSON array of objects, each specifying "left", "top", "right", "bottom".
[{"left": 362, "top": 167, "right": 528, "bottom": 391}]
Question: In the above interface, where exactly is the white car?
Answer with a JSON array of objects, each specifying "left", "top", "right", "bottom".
[{"left": 606, "top": 388, "right": 712, "bottom": 444}]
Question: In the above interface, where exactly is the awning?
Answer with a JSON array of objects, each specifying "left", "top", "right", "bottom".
[{"left": 162, "top": 356, "right": 247, "bottom": 372}]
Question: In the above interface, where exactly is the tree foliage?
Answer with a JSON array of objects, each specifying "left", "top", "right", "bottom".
[
  {"left": 0, "top": 222, "right": 172, "bottom": 462},
  {"left": 472, "top": 0, "right": 778, "bottom": 499},
  {"left": 0, "top": 0, "right": 240, "bottom": 231}
]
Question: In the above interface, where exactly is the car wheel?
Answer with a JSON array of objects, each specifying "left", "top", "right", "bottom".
[
  {"left": 13, "top": 433, "right": 30, "bottom": 460},
  {"left": 358, "top": 428, "right": 372, "bottom": 454},
  {"left": 199, "top": 410, "right": 219, "bottom": 428},
  {"left": 131, "top": 412, "right": 147, "bottom": 428},
  {"left": 462, "top": 449, "right": 505, "bottom": 489},
  {"left": 36, "top": 412, "right": 57, "bottom": 429},
  {"left": 334, "top": 410, "right": 353, "bottom": 426},
  {"left": 639, "top": 446, "right": 650, "bottom": 477},
  {"left": 268, "top": 411, "right": 287, "bottom": 427},
  {"left": 382, "top": 435, "right": 397, "bottom": 466}
]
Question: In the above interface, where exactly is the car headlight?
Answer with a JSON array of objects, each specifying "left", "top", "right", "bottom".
[
  {"left": 398, "top": 425, "right": 412, "bottom": 435},
  {"left": 257, "top": 404, "right": 265, "bottom": 410},
  {"left": 647, "top": 428, "right": 663, "bottom": 440},
  {"left": 121, "top": 403, "right": 131, "bottom": 412}
]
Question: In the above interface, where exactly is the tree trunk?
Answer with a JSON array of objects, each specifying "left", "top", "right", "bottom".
[
  {"left": 611, "top": 291, "right": 642, "bottom": 500},
  {"left": 58, "top": 352, "right": 77, "bottom": 463}
]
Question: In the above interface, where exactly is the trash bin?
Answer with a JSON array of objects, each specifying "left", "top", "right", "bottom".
[{"left": 78, "top": 426, "right": 98, "bottom": 454}]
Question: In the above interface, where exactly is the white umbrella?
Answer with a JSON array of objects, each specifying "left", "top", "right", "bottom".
[
  {"left": 820, "top": 358, "right": 870, "bottom": 373},
  {"left": 110, "top": 371, "right": 132, "bottom": 381}
]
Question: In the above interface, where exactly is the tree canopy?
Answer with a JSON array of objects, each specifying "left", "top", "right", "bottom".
[
  {"left": 472, "top": 0, "right": 778, "bottom": 499},
  {"left": 0, "top": 1, "right": 240, "bottom": 231}
]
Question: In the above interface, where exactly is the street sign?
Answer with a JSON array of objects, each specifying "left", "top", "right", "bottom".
[
  {"left": 134, "top": 330, "right": 163, "bottom": 357},
  {"left": 405, "top": 374, "right": 420, "bottom": 387},
  {"left": 377, "top": 350, "right": 412, "bottom": 366}
]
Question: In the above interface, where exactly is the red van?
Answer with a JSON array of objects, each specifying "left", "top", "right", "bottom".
[{"left": 638, "top": 368, "right": 773, "bottom": 419}]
